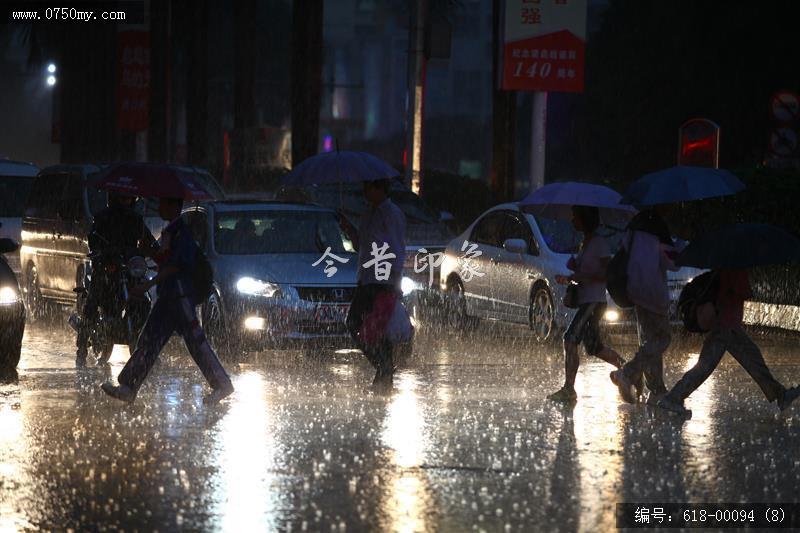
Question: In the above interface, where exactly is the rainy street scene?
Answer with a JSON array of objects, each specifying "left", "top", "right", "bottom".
[{"left": 1, "top": 1, "right": 800, "bottom": 532}]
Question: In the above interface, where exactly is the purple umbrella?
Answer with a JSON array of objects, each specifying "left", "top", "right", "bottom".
[{"left": 519, "top": 182, "right": 636, "bottom": 222}]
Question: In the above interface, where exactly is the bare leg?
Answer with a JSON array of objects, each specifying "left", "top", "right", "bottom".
[
  {"left": 564, "top": 340, "right": 580, "bottom": 390},
  {"left": 593, "top": 346, "right": 624, "bottom": 368}
]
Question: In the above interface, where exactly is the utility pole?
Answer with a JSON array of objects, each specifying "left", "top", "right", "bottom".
[
  {"left": 491, "top": 0, "right": 516, "bottom": 201},
  {"left": 529, "top": 91, "right": 547, "bottom": 192},
  {"left": 148, "top": 0, "right": 170, "bottom": 163},
  {"left": 405, "top": 0, "right": 428, "bottom": 195},
  {"left": 291, "top": 0, "right": 324, "bottom": 167}
]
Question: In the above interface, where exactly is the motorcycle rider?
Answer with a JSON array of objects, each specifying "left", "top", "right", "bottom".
[{"left": 75, "top": 192, "right": 157, "bottom": 367}]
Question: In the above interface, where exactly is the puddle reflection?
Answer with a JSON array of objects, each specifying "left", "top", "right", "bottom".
[
  {"left": 573, "top": 362, "right": 624, "bottom": 531},
  {"left": 380, "top": 372, "right": 436, "bottom": 532},
  {"left": 212, "top": 371, "right": 279, "bottom": 531}
]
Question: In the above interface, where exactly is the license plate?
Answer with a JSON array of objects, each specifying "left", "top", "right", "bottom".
[{"left": 315, "top": 304, "right": 350, "bottom": 323}]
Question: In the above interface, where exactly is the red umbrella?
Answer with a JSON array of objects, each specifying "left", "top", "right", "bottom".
[{"left": 94, "top": 163, "right": 215, "bottom": 201}]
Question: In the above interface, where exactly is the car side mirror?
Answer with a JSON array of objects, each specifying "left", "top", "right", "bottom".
[
  {"left": 0, "top": 238, "right": 20, "bottom": 254},
  {"left": 503, "top": 238, "right": 527, "bottom": 254}
]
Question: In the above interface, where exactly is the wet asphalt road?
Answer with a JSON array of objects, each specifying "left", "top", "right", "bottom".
[{"left": 1, "top": 318, "right": 800, "bottom": 532}]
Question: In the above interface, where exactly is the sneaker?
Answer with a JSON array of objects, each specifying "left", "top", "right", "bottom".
[
  {"left": 371, "top": 366, "right": 395, "bottom": 393},
  {"left": 100, "top": 382, "right": 137, "bottom": 403},
  {"left": 547, "top": 386, "right": 578, "bottom": 403},
  {"left": 657, "top": 396, "right": 691, "bottom": 416},
  {"left": 203, "top": 382, "right": 234, "bottom": 405},
  {"left": 610, "top": 370, "right": 637, "bottom": 404},
  {"left": 778, "top": 386, "right": 800, "bottom": 411}
]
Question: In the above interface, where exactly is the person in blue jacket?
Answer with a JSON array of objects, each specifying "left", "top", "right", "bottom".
[{"left": 101, "top": 197, "right": 234, "bottom": 405}]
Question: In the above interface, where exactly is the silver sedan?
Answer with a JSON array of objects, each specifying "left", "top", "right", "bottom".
[
  {"left": 439, "top": 203, "right": 700, "bottom": 342},
  {"left": 181, "top": 201, "right": 360, "bottom": 357}
]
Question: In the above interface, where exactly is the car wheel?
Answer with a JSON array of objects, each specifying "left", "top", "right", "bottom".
[
  {"left": 529, "top": 286, "right": 555, "bottom": 342},
  {"left": 25, "top": 266, "right": 49, "bottom": 322},
  {"left": 202, "top": 292, "right": 239, "bottom": 360},
  {"left": 446, "top": 277, "right": 477, "bottom": 331}
]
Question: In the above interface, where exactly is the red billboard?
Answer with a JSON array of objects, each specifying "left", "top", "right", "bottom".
[
  {"left": 501, "top": 0, "right": 587, "bottom": 93},
  {"left": 116, "top": 30, "right": 150, "bottom": 132}
]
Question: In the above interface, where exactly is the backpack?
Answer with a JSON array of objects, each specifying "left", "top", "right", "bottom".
[
  {"left": 192, "top": 246, "right": 214, "bottom": 302},
  {"left": 677, "top": 271, "right": 719, "bottom": 333},
  {"left": 606, "top": 232, "right": 634, "bottom": 308}
]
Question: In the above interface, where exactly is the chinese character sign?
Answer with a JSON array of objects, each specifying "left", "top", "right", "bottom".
[
  {"left": 116, "top": 30, "right": 150, "bottom": 131},
  {"left": 414, "top": 248, "right": 445, "bottom": 288},
  {"left": 501, "top": 0, "right": 587, "bottom": 93},
  {"left": 362, "top": 242, "right": 396, "bottom": 281},
  {"left": 313, "top": 247, "right": 350, "bottom": 278},
  {"left": 458, "top": 241, "right": 486, "bottom": 283}
]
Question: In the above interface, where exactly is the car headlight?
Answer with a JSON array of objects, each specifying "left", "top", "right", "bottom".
[
  {"left": 0, "top": 286, "right": 20, "bottom": 305},
  {"left": 401, "top": 276, "right": 417, "bottom": 296},
  {"left": 236, "top": 277, "right": 280, "bottom": 298},
  {"left": 604, "top": 309, "right": 620, "bottom": 322}
]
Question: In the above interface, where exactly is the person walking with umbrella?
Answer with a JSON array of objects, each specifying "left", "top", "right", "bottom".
[
  {"left": 96, "top": 164, "right": 234, "bottom": 405},
  {"left": 549, "top": 205, "right": 626, "bottom": 402},
  {"left": 519, "top": 182, "right": 634, "bottom": 402},
  {"left": 282, "top": 151, "right": 406, "bottom": 389},
  {"left": 657, "top": 224, "right": 800, "bottom": 416},
  {"left": 610, "top": 166, "right": 746, "bottom": 404}
]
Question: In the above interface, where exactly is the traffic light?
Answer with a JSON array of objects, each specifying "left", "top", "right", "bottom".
[{"left": 678, "top": 118, "right": 720, "bottom": 168}]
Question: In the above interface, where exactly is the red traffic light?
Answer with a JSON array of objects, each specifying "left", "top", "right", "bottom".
[{"left": 678, "top": 118, "right": 720, "bottom": 168}]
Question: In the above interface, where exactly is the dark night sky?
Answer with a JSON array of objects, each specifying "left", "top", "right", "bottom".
[{"left": 0, "top": 26, "right": 59, "bottom": 167}]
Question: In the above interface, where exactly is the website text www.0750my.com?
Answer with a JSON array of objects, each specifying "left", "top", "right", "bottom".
[{"left": 11, "top": 7, "right": 126, "bottom": 22}]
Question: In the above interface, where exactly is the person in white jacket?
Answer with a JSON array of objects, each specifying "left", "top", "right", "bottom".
[{"left": 610, "top": 206, "right": 679, "bottom": 404}]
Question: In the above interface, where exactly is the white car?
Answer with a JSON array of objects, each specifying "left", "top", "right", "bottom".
[
  {"left": 439, "top": 203, "right": 701, "bottom": 342},
  {"left": 0, "top": 159, "right": 39, "bottom": 273}
]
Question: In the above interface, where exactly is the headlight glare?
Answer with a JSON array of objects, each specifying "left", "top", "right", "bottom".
[
  {"left": 401, "top": 276, "right": 417, "bottom": 296},
  {"left": 604, "top": 309, "right": 620, "bottom": 322},
  {"left": 0, "top": 286, "right": 19, "bottom": 305},
  {"left": 236, "top": 277, "right": 280, "bottom": 298}
]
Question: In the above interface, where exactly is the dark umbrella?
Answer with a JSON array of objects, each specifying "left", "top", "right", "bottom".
[
  {"left": 621, "top": 165, "right": 745, "bottom": 206},
  {"left": 282, "top": 151, "right": 399, "bottom": 186},
  {"left": 676, "top": 223, "right": 800, "bottom": 269},
  {"left": 94, "top": 163, "right": 215, "bottom": 201}
]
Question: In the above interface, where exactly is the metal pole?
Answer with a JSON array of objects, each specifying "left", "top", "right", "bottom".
[
  {"left": 405, "top": 0, "right": 427, "bottom": 195},
  {"left": 529, "top": 91, "right": 547, "bottom": 193}
]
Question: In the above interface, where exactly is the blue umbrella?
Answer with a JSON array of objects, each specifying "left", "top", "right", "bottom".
[
  {"left": 283, "top": 151, "right": 399, "bottom": 186},
  {"left": 621, "top": 165, "right": 745, "bottom": 206},
  {"left": 676, "top": 223, "right": 800, "bottom": 269},
  {"left": 519, "top": 181, "right": 635, "bottom": 221}
]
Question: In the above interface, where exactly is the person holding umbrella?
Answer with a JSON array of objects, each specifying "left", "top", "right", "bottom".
[
  {"left": 282, "top": 151, "right": 406, "bottom": 389},
  {"left": 657, "top": 224, "right": 800, "bottom": 416},
  {"left": 610, "top": 166, "right": 746, "bottom": 404},
  {"left": 549, "top": 206, "right": 626, "bottom": 402},
  {"left": 96, "top": 164, "right": 234, "bottom": 405},
  {"left": 519, "top": 182, "right": 633, "bottom": 402}
]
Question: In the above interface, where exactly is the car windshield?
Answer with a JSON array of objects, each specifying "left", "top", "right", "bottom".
[
  {"left": 532, "top": 215, "right": 580, "bottom": 254},
  {"left": 532, "top": 214, "right": 632, "bottom": 255},
  {"left": 0, "top": 176, "right": 35, "bottom": 217},
  {"left": 317, "top": 185, "right": 437, "bottom": 223},
  {"left": 214, "top": 210, "right": 355, "bottom": 255}
]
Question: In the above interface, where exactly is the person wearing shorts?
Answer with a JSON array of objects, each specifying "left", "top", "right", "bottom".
[{"left": 548, "top": 206, "right": 624, "bottom": 402}]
